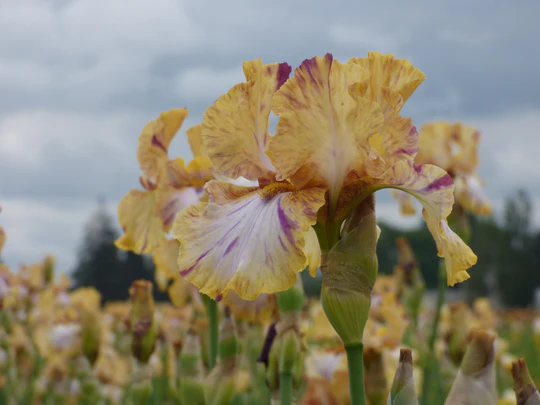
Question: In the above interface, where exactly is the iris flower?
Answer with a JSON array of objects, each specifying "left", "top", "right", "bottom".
[
  {"left": 115, "top": 109, "right": 212, "bottom": 255},
  {"left": 173, "top": 53, "right": 477, "bottom": 300},
  {"left": 415, "top": 122, "right": 492, "bottom": 216}
]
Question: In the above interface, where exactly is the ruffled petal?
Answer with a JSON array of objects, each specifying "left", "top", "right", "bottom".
[
  {"left": 391, "top": 190, "right": 417, "bottom": 215},
  {"left": 152, "top": 240, "right": 180, "bottom": 291},
  {"left": 369, "top": 161, "right": 476, "bottom": 285},
  {"left": 168, "top": 275, "right": 191, "bottom": 308},
  {"left": 221, "top": 291, "right": 277, "bottom": 324},
  {"left": 416, "top": 122, "right": 480, "bottom": 175},
  {"left": 0, "top": 225, "right": 5, "bottom": 255},
  {"left": 338, "top": 160, "right": 476, "bottom": 285},
  {"left": 423, "top": 212, "right": 477, "bottom": 285},
  {"left": 172, "top": 181, "right": 326, "bottom": 300},
  {"left": 454, "top": 175, "right": 492, "bottom": 216},
  {"left": 137, "top": 109, "right": 189, "bottom": 184},
  {"left": 186, "top": 124, "right": 208, "bottom": 159},
  {"left": 203, "top": 60, "right": 291, "bottom": 180},
  {"left": 305, "top": 227, "right": 321, "bottom": 277},
  {"left": 348, "top": 52, "right": 425, "bottom": 105},
  {"left": 115, "top": 190, "right": 166, "bottom": 254},
  {"left": 271, "top": 54, "right": 383, "bottom": 202},
  {"left": 156, "top": 187, "right": 200, "bottom": 232}
]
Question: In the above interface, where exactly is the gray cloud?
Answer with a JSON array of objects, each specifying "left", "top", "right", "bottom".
[{"left": 1, "top": 0, "right": 539, "bottom": 271}]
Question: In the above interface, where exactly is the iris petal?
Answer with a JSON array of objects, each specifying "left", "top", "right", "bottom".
[{"left": 172, "top": 181, "right": 326, "bottom": 300}]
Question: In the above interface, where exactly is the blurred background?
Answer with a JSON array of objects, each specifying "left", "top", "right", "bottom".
[{"left": 1, "top": 0, "right": 539, "bottom": 307}]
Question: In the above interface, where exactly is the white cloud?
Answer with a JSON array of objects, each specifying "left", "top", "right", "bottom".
[
  {"left": 0, "top": 197, "right": 103, "bottom": 272},
  {"left": 176, "top": 66, "right": 245, "bottom": 102},
  {"left": 328, "top": 24, "right": 409, "bottom": 52}
]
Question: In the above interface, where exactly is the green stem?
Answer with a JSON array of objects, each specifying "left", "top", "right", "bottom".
[
  {"left": 206, "top": 297, "right": 219, "bottom": 370},
  {"left": 421, "top": 261, "right": 446, "bottom": 404},
  {"left": 279, "top": 372, "right": 293, "bottom": 405},
  {"left": 345, "top": 344, "right": 366, "bottom": 405}
]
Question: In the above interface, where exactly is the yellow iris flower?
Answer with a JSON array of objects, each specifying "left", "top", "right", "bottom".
[
  {"left": 415, "top": 121, "right": 492, "bottom": 216},
  {"left": 115, "top": 109, "right": 212, "bottom": 255},
  {"left": 171, "top": 52, "right": 476, "bottom": 301}
]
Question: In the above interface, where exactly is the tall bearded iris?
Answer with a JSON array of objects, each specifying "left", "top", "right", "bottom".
[{"left": 172, "top": 53, "right": 477, "bottom": 301}]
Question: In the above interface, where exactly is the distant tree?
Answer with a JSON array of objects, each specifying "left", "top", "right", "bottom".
[
  {"left": 71, "top": 200, "right": 126, "bottom": 302},
  {"left": 496, "top": 190, "right": 539, "bottom": 307},
  {"left": 465, "top": 215, "right": 503, "bottom": 302},
  {"left": 72, "top": 200, "right": 171, "bottom": 303}
]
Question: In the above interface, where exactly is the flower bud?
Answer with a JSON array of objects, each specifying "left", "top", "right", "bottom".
[
  {"left": 512, "top": 359, "right": 540, "bottom": 405},
  {"left": 129, "top": 280, "right": 157, "bottom": 363},
  {"left": 321, "top": 196, "right": 378, "bottom": 347},
  {"left": 388, "top": 349, "right": 418, "bottom": 405},
  {"left": 445, "top": 329, "right": 496, "bottom": 405},
  {"left": 364, "top": 348, "right": 387, "bottom": 405}
]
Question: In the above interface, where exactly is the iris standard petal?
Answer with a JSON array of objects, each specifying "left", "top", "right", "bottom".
[{"left": 203, "top": 60, "right": 291, "bottom": 181}]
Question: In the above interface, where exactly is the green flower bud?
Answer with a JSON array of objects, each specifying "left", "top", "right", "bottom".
[{"left": 321, "top": 196, "right": 378, "bottom": 347}]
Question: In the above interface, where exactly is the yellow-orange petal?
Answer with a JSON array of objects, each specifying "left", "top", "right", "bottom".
[
  {"left": 115, "top": 190, "right": 166, "bottom": 254},
  {"left": 186, "top": 124, "right": 208, "bottom": 159},
  {"left": 156, "top": 187, "right": 200, "bottom": 232},
  {"left": 454, "top": 175, "right": 492, "bottom": 216},
  {"left": 338, "top": 160, "right": 476, "bottom": 285},
  {"left": 168, "top": 275, "right": 190, "bottom": 308},
  {"left": 186, "top": 156, "right": 213, "bottom": 189},
  {"left": 305, "top": 227, "right": 321, "bottom": 277},
  {"left": 391, "top": 190, "right": 417, "bottom": 216},
  {"left": 152, "top": 240, "right": 180, "bottom": 291},
  {"left": 221, "top": 291, "right": 277, "bottom": 324},
  {"left": 271, "top": 54, "right": 381, "bottom": 202},
  {"left": 137, "top": 109, "right": 189, "bottom": 184},
  {"left": 416, "top": 121, "right": 481, "bottom": 176},
  {"left": 172, "top": 182, "right": 326, "bottom": 300},
  {"left": 0, "top": 225, "right": 5, "bottom": 255},
  {"left": 348, "top": 52, "right": 425, "bottom": 106},
  {"left": 371, "top": 161, "right": 476, "bottom": 285},
  {"left": 203, "top": 60, "right": 291, "bottom": 180},
  {"left": 423, "top": 212, "right": 477, "bottom": 285}
]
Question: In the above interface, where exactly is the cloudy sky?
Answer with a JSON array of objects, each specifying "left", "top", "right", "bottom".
[{"left": 1, "top": 0, "right": 539, "bottom": 272}]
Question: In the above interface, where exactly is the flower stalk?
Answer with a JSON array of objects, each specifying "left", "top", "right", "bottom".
[
  {"left": 202, "top": 294, "right": 219, "bottom": 370},
  {"left": 320, "top": 195, "right": 379, "bottom": 405}
]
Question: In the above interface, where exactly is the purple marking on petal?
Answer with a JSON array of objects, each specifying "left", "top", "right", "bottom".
[
  {"left": 278, "top": 235, "right": 289, "bottom": 252},
  {"left": 151, "top": 135, "right": 167, "bottom": 153},
  {"left": 180, "top": 249, "right": 210, "bottom": 277},
  {"left": 215, "top": 294, "right": 223, "bottom": 302},
  {"left": 277, "top": 202, "right": 295, "bottom": 244},
  {"left": 421, "top": 173, "right": 454, "bottom": 193},
  {"left": 224, "top": 237, "right": 239, "bottom": 255},
  {"left": 276, "top": 62, "right": 292, "bottom": 89},
  {"left": 226, "top": 201, "right": 252, "bottom": 216}
]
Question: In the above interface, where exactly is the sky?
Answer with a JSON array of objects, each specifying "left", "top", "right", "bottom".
[{"left": 1, "top": 0, "right": 539, "bottom": 272}]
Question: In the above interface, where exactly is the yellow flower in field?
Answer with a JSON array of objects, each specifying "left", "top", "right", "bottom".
[
  {"left": 0, "top": 226, "right": 5, "bottom": 255},
  {"left": 173, "top": 53, "right": 477, "bottom": 300},
  {"left": 115, "top": 109, "right": 212, "bottom": 254},
  {"left": 221, "top": 291, "right": 277, "bottom": 324},
  {"left": 415, "top": 122, "right": 492, "bottom": 216}
]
